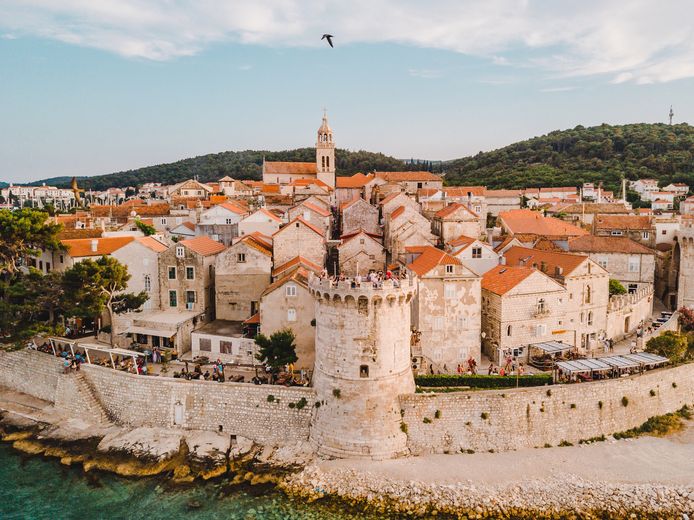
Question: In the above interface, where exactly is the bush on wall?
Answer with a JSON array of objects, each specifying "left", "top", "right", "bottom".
[{"left": 416, "top": 373, "right": 552, "bottom": 389}]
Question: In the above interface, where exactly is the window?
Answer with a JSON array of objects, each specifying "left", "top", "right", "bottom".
[
  {"left": 59, "top": 255, "right": 64, "bottom": 263},
  {"left": 445, "top": 264, "right": 454, "bottom": 274},
  {"left": 144, "top": 275, "right": 151, "bottom": 292},
  {"left": 168, "top": 266, "right": 176, "bottom": 280},
  {"left": 186, "top": 266, "right": 195, "bottom": 280},
  {"left": 287, "top": 308, "right": 297, "bottom": 322},
  {"left": 199, "top": 338, "right": 211, "bottom": 352},
  {"left": 186, "top": 291, "right": 196, "bottom": 304},
  {"left": 237, "top": 253, "right": 246, "bottom": 263},
  {"left": 596, "top": 256, "right": 608, "bottom": 269},
  {"left": 472, "top": 247, "right": 482, "bottom": 259},
  {"left": 610, "top": 230, "right": 623, "bottom": 236},
  {"left": 359, "top": 365, "right": 369, "bottom": 378},
  {"left": 506, "top": 325, "right": 512, "bottom": 337},
  {"left": 588, "top": 311, "right": 593, "bottom": 326},
  {"left": 360, "top": 238, "right": 365, "bottom": 244},
  {"left": 642, "top": 231, "right": 649, "bottom": 239},
  {"left": 161, "top": 217, "right": 167, "bottom": 225},
  {"left": 169, "top": 290, "right": 177, "bottom": 307},
  {"left": 434, "top": 316, "right": 444, "bottom": 330},
  {"left": 176, "top": 246, "right": 185, "bottom": 258},
  {"left": 580, "top": 311, "right": 585, "bottom": 323},
  {"left": 220, "top": 341, "right": 233, "bottom": 354},
  {"left": 536, "top": 324, "right": 547, "bottom": 336},
  {"left": 225, "top": 218, "right": 233, "bottom": 225},
  {"left": 628, "top": 256, "right": 640, "bottom": 273},
  {"left": 417, "top": 182, "right": 423, "bottom": 189},
  {"left": 537, "top": 298, "right": 546, "bottom": 313},
  {"left": 286, "top": 284, "right": 297, "bottom": 297},
  {"left": 585, "top": 286, "right": 592, "bottom": 304},
  {"left": 628, "top": 283, "right": 638, "bottom": 294},
  {"left": 662, "top": 229, "right": 667, "bottom": 235},
  {"left": 444, "top": 284, "right": 456, "bottom": 299}
]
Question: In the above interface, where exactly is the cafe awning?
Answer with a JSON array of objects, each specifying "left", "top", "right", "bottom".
[
  {"left": 555, "top": 358, "right": 612, "bottom": 374},
  {"left": 530, "top": 341, "right": 573, "bottom": 354},
  {"left": 124, "top": 325, "right": 177, "bottom": 337}
]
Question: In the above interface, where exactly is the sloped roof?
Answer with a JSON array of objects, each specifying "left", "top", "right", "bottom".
[
  {"left": 482, "top": 265, "right": 536, "bottom": 295},
  {"left": 485, "top": 189, "right": 523, "bottom": 198},
  {"left": 218, "top": 201, "right": 247, "bottom": 215},
  {"left": 58, "top": 228, "right": 103, "bottom": 240},
  {"left": 243, "top": 313, "right": 260, "bottom": 324},
  {"left": 567, "top": 235, "right": 654, "bottom": 255},
  {"left": 375, "top": 171, "right": 441, "bottom": 182},
  {"left": 434, "top": 202, "right": 478, "bottom": 219},
  {"left": 549, "top": 203, "right": 630, "bottom": 215},
  {"left": 136, "top": 236, "right": 168, "bottom": 253},
  {"left": 261, "top": 184, "right": 281, "bottom": 194},
  {"left": 62, "top": 236, "right": 134, "bottom": 257},
  {"left": 339, "top": 230, "right": 384, "bottom": 249},
  {"left": 274, "top": 217, "right": 325, "bottom": 238},
  {"left": 248, "top": 208, "right": 283, "bottom": 223},
  {"left": 180, "top": 221, "right": 196, "bottom": 231},
  {"left": 264, "top": 161, "right": 317, "bottom": 174},
  {"left": 406, "top": 245, "right": 461, "bottom": 276},
  {"left": 89, "top": 203, "right": 170, "bottom": 218},
  {"left": 262, "top": 267, "right": 309, "bottom": 297},
  {"left": 390, "top": 205, "right": 406, "bottom": 220},
  {"left": 335, "top": 173, "right": 373, "bottom": 188},
  {"left": 594, "top": 215, "right": 652, "bottom": 231},
  {"left": 179, "top": 236, "right": 226, "bottom": 256},
  {"left": 443, "top": 186, "right": 485, "bottom": 197},
  {"left": 499, "top": 209, "right": 588, "bottom": 237},
  {"left": 289, "top": 178, "right": 333, "bottom": 191},
  {"left": 272, "top": 256, "right": 323, "bottom": 277},
  {"left": 503, "top": 245, "right": 588, "bottom": 277},
  {"left": 299, "top": 201, "right": 331, "bottom": 217},
  {"left": 379, "top": 191, "right": 406, "bottom": 205}
]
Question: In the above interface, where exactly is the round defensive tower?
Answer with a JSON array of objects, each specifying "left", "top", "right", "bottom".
[{"left": 308, "top": 274, "right": 417, "bottom": 459}]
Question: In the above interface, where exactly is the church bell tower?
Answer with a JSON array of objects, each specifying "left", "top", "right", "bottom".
[{"left": 316, "top": 110, "right": 336, "bottom": 188}]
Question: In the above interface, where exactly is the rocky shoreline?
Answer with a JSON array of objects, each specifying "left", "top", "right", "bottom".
[{"left": 1, "top": 401, "right": 692, "bottom": 519}]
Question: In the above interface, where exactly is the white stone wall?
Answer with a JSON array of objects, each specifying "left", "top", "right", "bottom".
[
  {"left": 677, "top": 227, "right": 694, "bottom": 309},
  {"left": 190, "top": 332, "right": 258, "bottom": 365},
  {"left": 273, "top": 222, "right": 326, "bottom": 268},
  {"left": 338, "top": 235, "right": 385, "bottom": 275},
  {"left": 605, "top": 286, "right": 654, "bottom": 340},
  {"left": 585, "top": 251, "right": 655, "bottom": 288},
  {"left": 401, "top": 363, "right": 694, "bottom": 454},
  {"left": 112, "top": 241, "right": 161, "bottom": 311},
  {"left": 342, "top": 199, "right": 379, "bottom": 236}
]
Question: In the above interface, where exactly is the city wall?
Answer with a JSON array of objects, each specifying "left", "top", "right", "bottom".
[
  {"left": 400, "top": 362, "right": 694, "bottom": 454},
  {"left": 0, "top": 350, "right": 315, "bottom": 446}
]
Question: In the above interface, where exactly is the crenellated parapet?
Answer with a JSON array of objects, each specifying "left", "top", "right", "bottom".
[{"left": 308, "top": 274, "right": 417, "bottom": 307}]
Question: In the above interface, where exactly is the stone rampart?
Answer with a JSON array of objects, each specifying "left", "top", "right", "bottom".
[
  {"left": 401, "top": 363, "right": 694, "bottom": 454},
  {"left": 0, "top": 349, "right": 61, "bottom": 402}
]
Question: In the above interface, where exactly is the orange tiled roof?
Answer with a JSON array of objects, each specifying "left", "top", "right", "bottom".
[
  {"left": 58, "top": 228, "right": 102, "bottom": 240},
  {"left": 243, "top": 313, "right": 260, "bottom": 324},
  {"left": 274, "top": 217, "right": 325, "bottom": 238},
  {"left": 340, "top": 229, "right": 382, "bottom": 240},
  {"left": 262, "top": 267, "right": 309, "bottom": 297},
  {"left": 300, "top": 201, "right": 331, "bottom": 217},
  {"left": 448, "top": 234, "right": 476, "bottom": 248},
  {"left": 179, "top": 221, "right": 196, "bottom": 231},
  {"left": 247, "top": 231, "right": 273, "bottom": 248},
  {"left": 390, "top": 205, "right": 406, "bottom": 220},
  {"left": 503, "top": 245, "right": 588, "bottom": 277},
  {"left": 549, "top": 203, "right": 630, "bottom": 215},
  {"left": 179, "top": 236, "right": 225, "bottom": 256},
  {"left": 261, "top": 184, "right": 281, "bottom": 194},
  {"left": 219, "top": 201, "right": 247, "bottom": 215},
  {"left": 61, "top": 236, "right": 134, "bottom": 257},
  {"left": 264, "top": 161, "right": 317, "bottom": 175},
  {"left": 434, "top": 202, "right": 478, "bottom": 219},
  {"left": 482, "top": 265, "right": 536, "bottom": 295},
  {"left": 567, "top": 235, "right": 654, "bottom": 255},
  {"left": 335, "top": 173, "right": 373, "bottom": 188},
  {"left": 375, "top": 171, "right": 441, "bottom": 182},
  {"left": 379, "top": 192, "right": 405, "bottom": 205},
  {"left": 238, "top": 233, "right": 272, "bottom": 257},
  {"left": 444, "top": 186, "right": 486, "bottom": 197},
  {"left": 406, "top": 245, "right": 460, "bottom": 276},
  {"left": 594, "top": 215, "right": 652, "bottom": 231},
  {"left": 272, "top": 256, "right": 322, "bottom": 277},
  {"left": 339, "top": 230, "right": 383, "bottom": 248},
  {"left": 289, "top": 178, "right": 333, "bottom": 191},
  {"left": 209, "top": 194, "right": 228, "bottom": 205},
  {"left": 90, "top": 203, "right": 170, "bottom": 218},
  {"left": 136, "top": 236, "right": 168, "bottom": 253},
  {"left": 499, "top": 209, "right": 588, "bottom": 237},
  {"left": 484, "top": 189, "right": 523, "bottom": 197}
]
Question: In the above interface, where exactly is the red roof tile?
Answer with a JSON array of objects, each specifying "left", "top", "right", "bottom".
[
  {"left": 179, "top": 236, "right": 226, "bottom": 256},
  {"left": 406, "top": 245, "right": 460, "bottom": 276},
  {"left": 264, "top": 161, "right": 317, "bottom": 174},
  {"left": 272, "top": 256, "right": 323, "bottom": 277},
  {"left": 503, "top": 246, "right": 588, "bottom": 277},
  {"left": 335, "top": 173, "right": 374, "bottom": 188},
  {"left": 61, "top": 236, "right": 134, "bottom": 257},
  {"left": 567, "top": 235, "right": 654, "bottom": 255},
  {"left": 434, "top": 202, "right": 478, "bottom": 219},
  {"left": 375, "top": 171, "right": 441, "bottom": 182},
  {"left": 136, "top": 236, "right": 168, "bottom": 253},
  {"left": 482, "top": 265, "right": 536, "bottom": 295},
  {"left": 499, "top": 209, "right": 588, "bottom": 237}
]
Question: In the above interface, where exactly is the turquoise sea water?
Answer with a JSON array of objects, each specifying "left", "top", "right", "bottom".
[{"left": 0, "top": 444, "right": 381, "bottom": 520}]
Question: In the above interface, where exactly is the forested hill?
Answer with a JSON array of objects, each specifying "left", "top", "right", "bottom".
[
  {"left": 444, "top": 123, "right": 694, "bottom": 193},
  {"left": 30, "top": 148, "right": 412, "bottom": 191}
]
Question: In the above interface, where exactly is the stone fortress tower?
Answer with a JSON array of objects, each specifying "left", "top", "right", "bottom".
[
  {"left": 308, "top": 274, "right": 417, "bottom": 459},
  {"left": 315, "top": 110, "right": 336, "bottom": 189},
  {"left": 676, "top": 223, "right": 694, "bottom": 309}
]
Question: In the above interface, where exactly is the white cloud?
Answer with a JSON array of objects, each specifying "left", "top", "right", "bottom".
[
  {"left": 1, "top": 1, "right": 693, "bottom": 83},
  {"left": 539, "top": 86, "right": 577, "bottom": 93},
  {"left": 408, "top": 68, "right": 442, "bottom": 79},
  {"left": 1, "top": 33, "right": 17, "bottom": 39}
]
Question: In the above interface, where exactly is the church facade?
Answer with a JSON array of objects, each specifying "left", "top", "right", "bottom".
[{"left": 262, "top": 112, "right": 336, "bottom": 189}]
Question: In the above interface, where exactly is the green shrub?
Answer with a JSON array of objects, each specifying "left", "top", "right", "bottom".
[
  {"left": 543, "top": 443, "right": 552, "bottom": 448},
  {"left": 288, "top": 402, "right": 295, "bottom": 409},
  {"left": 332, "top": 388, "right": 341, "bottom": 399},
  {"left": 314, "top": 401, "right": 321, "bottom": 408},
  {"left": 649, "top": 389, "right": 656, "bottom": 397},
  {"left": 423, "top": 417, "right": 432, "bottom": 424},
  {"left": 480, "top": 412, "right": 489, "bottom": 420},
  {"left": 296, "top": 397, "right": 308, "bottom": 410},
  {"left": 546, "top": 389, "right": 552, "bottom": 397},
  {"left": 621, "top": 396, "right": 629, "bottom": 407},
  {"left": 434, "top": 410, "right": 442, "bottom": 419},
  {"left": 558, "top": 440, "right": 573, "bottom": 447},
  {"left": 579, "top": 435, "right": 606, "bottom": 444},
  {"left": 267, "top": 394, "right": 275, "bottom": 403},
  {"left": 613, "top": 406, "right": 691, "bottom": 439},
  {"left": 609, "top": 279, "right": 626, "bottom": 295},
  {"left": 400, "top": 422, "right": 408, "bottom": 434},
  {"left": 415, "top": 373, "right": 553, "bottom": 389},
  {"left": 570, "top": 403, "right": 576, "bottom": 409}
]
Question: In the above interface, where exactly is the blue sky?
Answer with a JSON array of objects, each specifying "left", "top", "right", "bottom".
[{"left": 1, "top": 1, "right": 693, "bottom": 183}]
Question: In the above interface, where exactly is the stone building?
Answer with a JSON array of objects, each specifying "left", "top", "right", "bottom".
[
  {"left": 272, "top": 256, "right": 323, "bottom": 281},
  {"left": 168, "top": 179, "right": 214, "bottom": 199},
  {"left": 262, "top": 112, "right": 335, "bottom": 189},
  {"left": 373, "top": 171, "right": 443, "bottom": 195},
  {"left": 272, "top": 217, "right": 326, "bottom": 268},
  {"left": 406, "top": 246, "right": 481, "bottom": 372},
  {"left": 238, "top": 208, "right": 283, "bottom": 238},
  {"left": 259, "top": 268, "right": 315, "bottom": 370},
  {"left": 384, "top": 206, "right": 436, "bottom": 264},
  {"left": 337, "top": 231, "right": 385, "bottom": 275},
  {"left": 481, "top": 264, "right": 570, "bottom": 364},
  {"left": 418, "top": 187, "right": 486, "bottom": 219},
  {"left": 431, "top": 203, "right": 482, "bottom": 244},
  {"left": 197, "top": 201, "right": 248, "bottom": 246},
  {"left": 567, "top": 235, "right": 656, "bottom": 294},
  {"left": 308, "top": 274, "right": 417, "bottom": 459},
  {"left": 447, "top": 235, "right": 500, "bottom": 275},
  {"left": 593, "top": 215, "right": 655, "bottom": 248},
  {"left": 498, "top": 209, "right": 588, "bottom": 249},
  {"left": 159, "top": 236, "right": 225, "bottom": 321},
  {"left": 287, "top": 201, "right": 332, "bottom": 237},
  {"left": 35, "top": 236, "right": 135, "bottom": 274},
  {"left": 503, "top": 246, "right": 610, "bottom": 352},
  {"left": 111, "top": 236, "right": 169, "bottom": 311},
  {"left": 341, "top": 197, "right": 380, "bottom": 236},
  {"left": 484, "top": 189, "right": 522, "bottom": 216},
  {"left": 676, "top": 224, "right": 694, "bottom": 309},
  {"left": 335, "top": 173, "right": 375, "bottom": 206},
  {"left": 215, "top": 233, "right": 273, "bottom": 322},
  {"left": 379, "top": 191, "right": 420, "bottom": 219}
]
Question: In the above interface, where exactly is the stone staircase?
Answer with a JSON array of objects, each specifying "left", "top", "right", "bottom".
[{"left": 72, "top": 372, "right": 112, "bottom": 425}]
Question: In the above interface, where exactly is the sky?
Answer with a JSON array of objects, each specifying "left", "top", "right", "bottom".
[{"left": 1, "top": 1, "right": 694, "bottom": 183}]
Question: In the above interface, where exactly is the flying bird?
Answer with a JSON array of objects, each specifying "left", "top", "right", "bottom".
[{"left": 321, "top": 34, "right": 334, "bottom": 48}]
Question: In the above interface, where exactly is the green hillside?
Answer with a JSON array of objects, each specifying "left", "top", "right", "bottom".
[
  {"left": 444, "top": 123, "right": 694, "bottom": 193},
  {"left": 30, "top": 148, "right": 412, "bottom": 191}
]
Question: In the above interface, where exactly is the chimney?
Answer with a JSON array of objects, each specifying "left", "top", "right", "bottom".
[
  {"left": 540, "top": 261, "right": 547, "bottom": 272},
  {"left": 499, "top": 256, "right": 506, "bottom": 265},
  {"left": 90, "top": 239, "right": 98, "bottom": 253},
  {"left": 555, "top": 266, "right": 563, "bottom": 276}
]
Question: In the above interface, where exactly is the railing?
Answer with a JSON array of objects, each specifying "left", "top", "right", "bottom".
[{"left": 309, "top": 273, "right": 416, "bottom": 293}]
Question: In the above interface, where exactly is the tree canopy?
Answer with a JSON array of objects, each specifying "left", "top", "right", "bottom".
[
  {"left": 645, "top": 331, "right": 689, "bottom": 363},
  {"left": 255, "top": 328, "right": 298, "bottom": 372},
  {"left": 0, "top": 209, "right": 63, "bottom": 274}
]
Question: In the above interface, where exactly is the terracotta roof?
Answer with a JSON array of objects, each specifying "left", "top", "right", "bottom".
[
  {"left": 299, "top": 201, "right": 331, "bottom": 217},
  {"left": 209, "top": 194, "right": 228, "bottom": 205},
  {"left": 485, "top": 189, "right": 523, "bottom": 198},
  {"left": 61, "top": 236, "right": 134, "bottom": 257},
  {"left": 89, "top": 203, "right": 170, "bottom": 218},
  {"left": 272, "top": 256, "right": 323, "bottom": 277},
  {"left": 443, "top": 186, "right": 485, "bottom": 197},
  {"left": 136, "top": 236, "right": 168, "bottom": 253},
  {"left": 447, "top": 235, "right": 476, "bottom": 249},
  {"left": 375, "top": 171, "right": 441, "bottom": 182},
  {"left": 181, "top": 221, "right": 196, "bottom": 231},
  {"left": 567, "top": 235, "right": 654, "bottom": 255},
  {"left": 532, "top": 237, "right": 564, "bottom": 252},
  {"left": 243, "top": 313, "right": 260, "bottom": 324},
  {"left": 179, "top": 236, "right": 226, "bottom": 256},
  {"left": 540, "top": 186, "right": 577, "bottom": 193},
  {"left": 335, "top": 173, "right": 373, "bottom": 188},
  {"left": 493, "top": 236, "right": 517, "bottom": 253},
  {"left": 261, "top": 184, "right": 281, "bottom": 194},
  {"left": 340, "top": 197, "right": 363, "bottom": 211},
  {"left": 219, "top": 201, "right": 247, "bottom": 215},
  {"left": 289, "top": 178, "right": 333, "bottom": 191},
  {"left": 247, "top": 231, "right": 273, "bottom": 249},
  {"left": 482, "top": 265, "right": 536, "bottom": 295},
  {"left": 406, "top": 245, "right": 461, "bottom": 276},
  {"left": 262, "top": 267, "right": 309, "bottom": 297},
  {"left": 339, "top": 230, "right": 383, "bottom": 248},
  {"left": 503, "top": 246, "right": 588, "bottom": 277},
  {"left": 434, "top": 202, "right": 478, "bottom": 219},
  {"left": 499, "top": 209, "right": 588, "bottom": 237},
  {"left": 58, "top": 228, "right": 103, "bottom": 240},
  {"left": 264, "top": 161, "right": 317, "bottom": 175},
  {"left": 274, "top": 217, "right": 325, "bottom": 238},
  {"left": 218, "top": 175, "right": 234, "bottom": 182},
  {"left": 340, "top": 229, "right": 382, "bottom": 241},
  {"left": 390, "top": 206, "right": 406, "bottom": 220},
  {"left": 594, "top": 215, "right": 652, "bottom": 231},
  {"left": 238, "top": 233, "right": 272, "bottom": 257},
  {"left": 379, "top": 192, "right": 405, "bottom": 205}
]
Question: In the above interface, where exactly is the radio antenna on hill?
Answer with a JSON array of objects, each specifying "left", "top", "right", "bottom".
[{"left": 669, "top": 105, "right": 674, "bottom": 125}]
